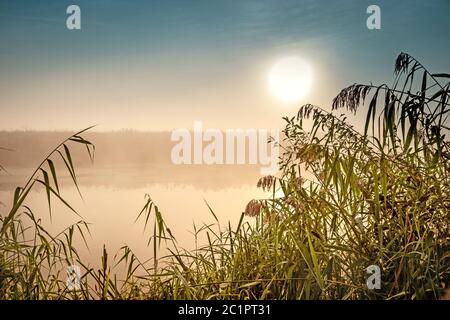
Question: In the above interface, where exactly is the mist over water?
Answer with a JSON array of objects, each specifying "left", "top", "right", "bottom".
[{"left": 0, "top": 131, "right": 268, "bottom": 268}]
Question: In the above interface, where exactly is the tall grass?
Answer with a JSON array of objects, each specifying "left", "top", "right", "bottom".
[
  {"left": 0, "top": 127, "right": 94, "bottom": 299},
  {"left": 0, "top": 53, "right": 448, "bottom": 299}
]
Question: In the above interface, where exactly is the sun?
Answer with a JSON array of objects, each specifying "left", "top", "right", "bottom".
[{"left": 268, "top": 56, "right": 313, "bottom": 103}]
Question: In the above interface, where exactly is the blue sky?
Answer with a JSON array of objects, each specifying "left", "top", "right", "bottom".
[{"left": 0, "top": 0, "right": 449, "bottom": 130}]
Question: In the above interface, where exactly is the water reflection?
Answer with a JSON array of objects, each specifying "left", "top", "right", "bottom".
[{"left": 0, "top": 164, "right": 267, "bottom": 269}]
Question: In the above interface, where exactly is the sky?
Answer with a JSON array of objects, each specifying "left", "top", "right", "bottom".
[{"left": 0, "top": 0, "right": 449, "bottom": 131}]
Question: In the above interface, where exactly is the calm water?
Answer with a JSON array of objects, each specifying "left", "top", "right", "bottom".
[{"left": 0, "top": 164, "right": 267, "bottom": 269}]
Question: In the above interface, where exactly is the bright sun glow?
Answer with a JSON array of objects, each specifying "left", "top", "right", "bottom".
[{"left": 268, "top": 56, "right": 313, "bottom": 103}]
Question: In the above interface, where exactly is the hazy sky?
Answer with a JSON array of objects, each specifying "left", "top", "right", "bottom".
[{"left": 0, "top": 0, "right": 449, "bottom": 131}]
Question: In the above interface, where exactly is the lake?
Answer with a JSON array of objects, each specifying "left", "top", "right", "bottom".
[{"left": 0, "top": 164, "right": 268, "bottom": 271}]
